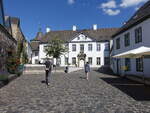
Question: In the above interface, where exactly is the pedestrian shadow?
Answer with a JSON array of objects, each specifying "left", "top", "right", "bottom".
[
  {"left": 100, "top": 77, "right": 150, "bottom": 101},
  {"left": 41, "top": 80, "right": 46, "bottom": 84},
  {"left": 79, "top": 77, "right": 87, "bottom": 79}
]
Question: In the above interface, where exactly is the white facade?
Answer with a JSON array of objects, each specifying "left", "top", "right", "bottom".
[
  {"left": 111, "top": 18, "right": 150, "bottom": 77},
  {"left": 32, "top": 51, "right": 39, "bottom": 64},
  {"left": 35, "top": 33, "right": 110, "bottom": 67},
  {"left": 26, "top": 42, "right": 32, "bottom": 63}
]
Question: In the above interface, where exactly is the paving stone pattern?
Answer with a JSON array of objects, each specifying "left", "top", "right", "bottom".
[{"left": 0, "top": 70, "right": 150, "bottom": 113}]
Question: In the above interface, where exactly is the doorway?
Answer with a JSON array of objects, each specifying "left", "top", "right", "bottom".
[
  {"left": 79, "top": 60, "right": 85, "bottom": 67},
  {"left": 117, "top": 59, "right": 121, "bottom": 75}
]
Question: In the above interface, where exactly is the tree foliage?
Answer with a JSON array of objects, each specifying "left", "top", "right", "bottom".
[
  {"left": 45, "top": 38, "right": 68, "bottom": 59},
  {"left": 17, "top": 40, "right": 23, "bottom": 58},
  {"left": 6, "top": 50, "right": 20, "bottom": 74}
]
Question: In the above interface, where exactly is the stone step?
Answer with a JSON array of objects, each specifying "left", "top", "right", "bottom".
[
  {"left": 23, "top": 70, "right": 65, "bottom": 75},
  {"left": 24, "top": 64, "right": 45, "bottom": 71},
  {"left": 23, "top": 70, "right": 45, "bottom": 75},
  {"left": 24, "top": 67, "right": 45, "bottom": 71}
]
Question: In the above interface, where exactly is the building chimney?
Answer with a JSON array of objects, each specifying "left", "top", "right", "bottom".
[
  {"left": 93, "top": 24, "right": 97, "bottom": 30},
  {"left": 46, "top": 27, "right": 51, "bottom": 33},
  {"left": 73, "top": 25, "right": 77, "bottom": 31}
]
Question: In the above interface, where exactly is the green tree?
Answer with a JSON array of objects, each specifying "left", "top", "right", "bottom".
[
  {"left": 45, "top": 38, "right": 68, "bottom": 66},
  {"left": 22, "top": 48, "right": 28, "bottom": 64},
  {"left": 17, "top": 40, "right": 23, "bottom": 58}
]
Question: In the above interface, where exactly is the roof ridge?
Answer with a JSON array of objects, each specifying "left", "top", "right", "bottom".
[{"left": 44, "top": 28, "right": 119, "bottom": 33}]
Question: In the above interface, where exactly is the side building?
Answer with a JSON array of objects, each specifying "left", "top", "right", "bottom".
[
  {"left": 111, "top": 1, "right": 150, "bottom": 83},
  {"left": 31, "top": 25, "right": 118, "bottom": 67},
  {"left": 0, "top": 0, "right": 17, "bottom": 73}
]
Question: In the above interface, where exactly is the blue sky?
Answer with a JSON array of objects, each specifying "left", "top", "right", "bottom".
[{"left": 3, "top": 0, "right": 148, "bottom": 41}]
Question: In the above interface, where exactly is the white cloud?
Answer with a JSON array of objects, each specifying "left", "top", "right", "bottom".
[
  {"left": 101, "top": 0, "right": 117, "bottom": 8},
  {"left": 68, "top": 0, "right": 75, "bottom": 5},
  {"left": 103, "top": 9, "right": 121, "bottom": 16},
  {"left": 120, "top": 0, "right": 148, "bottom": 8},
  {"left": 99, "top": 0, "right": 120, "bottom": 16}
]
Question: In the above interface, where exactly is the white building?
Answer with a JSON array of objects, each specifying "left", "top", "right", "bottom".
[
  {"left": 31, "top": 25, "right": 118, "bottom": 67},
  {"left": 111, "top": 1, "right": 150, "bottom": 83},
  {"left": 25, "top": 41, "right": 32, "bottom": 63}
]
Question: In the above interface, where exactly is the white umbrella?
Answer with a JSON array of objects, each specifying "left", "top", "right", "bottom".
[
  {"left": 113, "top": 50, "right": 135, "bottom": 58},
  {"left": 131, "top": 46, "right": 150, "bottom": 58},
  {"left": 113, "top": 46, "right": 150, "bottom": 84},
  {"left": 113, "top": 46, "right": 150, "bottom": 58}
]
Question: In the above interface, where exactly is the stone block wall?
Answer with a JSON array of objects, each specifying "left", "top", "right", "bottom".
[{"left": 0, "top": 25, "right": 17, "bottom": 72}]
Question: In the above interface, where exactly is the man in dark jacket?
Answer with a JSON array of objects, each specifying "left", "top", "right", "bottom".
[
  {"left": 84, "top": 62, "right": 90, "bottom": 80},
  {"left": 44, "top": 59, "right": 52, "bottom": 85}
]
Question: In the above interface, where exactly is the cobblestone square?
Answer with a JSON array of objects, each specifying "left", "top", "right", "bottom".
[{"left": 0, "top": 70, "right": 150, "bottom": 113}]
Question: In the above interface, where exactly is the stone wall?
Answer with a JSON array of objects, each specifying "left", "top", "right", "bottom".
[
  {"left": 0, "top": 24, "right": 17, "bottom": 72},
  {"left": 11, "top": 17, "right": 25, "bottom": 41}
]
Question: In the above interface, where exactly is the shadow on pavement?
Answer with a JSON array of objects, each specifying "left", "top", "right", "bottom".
[
  {"left": 41, "top": 80, "right": 46, "bottom": 84},
  {"left": 79, "top": 77, "right": 87, "bottom": 79},
  {"left": 94, "top": 66, "right": 116, "bottom": 76},
  {"left": 100, "top": 77, "right": 150, "bottom": 101}
]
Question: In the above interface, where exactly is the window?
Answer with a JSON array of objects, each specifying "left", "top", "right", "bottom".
[
  {"left": 97, "top": 57, "right": 101, "bottom": 65},
  {"left": 124, "top": 33, "right": 130, "bottom": 47},
  {"left": 72, "top": 44, "right": 76, "bottom": 51},
  {"left": 88, "top": 44, "right": 93, "bottom": 51},
  {"left": 97, "top": 43, "right": 101, "bottom": 51},
  {"left": 105, "top": 43, "right": 109, "bottom": 51},
  {"left": 116, "top": 38, "right": 120, "bottom": 49},
  {"left": 72, "top": 57, "right": 76, "bottom": 65},
  {"left": 135, "top": 27, "right": 142, "bottom": 43},
  {"left": 88, "top": 57, "right": 92, "bottom": 65},
  {"left": 65, "top": 57, "right": 68, "bottom": 65},
  {"left": 125, "top": 58, "right": 131, "bottom": 71},
  {"left": 136, "top": 58, "right": 143, "bottom": 72},
  {"left": 80, "top": 44, "right": 84, "bottom": 52},
  {"left": 57, "top": 58, "right": 61, "bottom": 65}
]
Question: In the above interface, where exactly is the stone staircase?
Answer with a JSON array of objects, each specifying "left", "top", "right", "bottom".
[
  {"left": 23, "top": 64, "right": 83, "bottom": 75},
  {"left": 23, "top": 64, "right": 45, "bottom": 75}
]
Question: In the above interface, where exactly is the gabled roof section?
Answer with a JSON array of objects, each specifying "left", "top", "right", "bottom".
[
  {"left": 30, "top": 41, "right": 39, "bottom": 51},
  {"left": 38, "top": 28, "right": 118, "bottom": 43},
  {"left": 69, "top": 33, "right": 96, "bottom": 42},
  {"left": 112, "top": 0, "right": 150, "bottom": 38}
]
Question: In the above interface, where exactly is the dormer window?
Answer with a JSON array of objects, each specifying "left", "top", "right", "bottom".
[{"left": 78, "top": 37, "right": 80, "bottom": 40}]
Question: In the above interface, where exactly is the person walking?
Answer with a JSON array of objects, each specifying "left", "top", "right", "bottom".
[
  {"left": 84, "top": 62, "right": 90, "bottom": 80},
  {"left": 44, "top": 59, "right": 52, "bottom": 86}
]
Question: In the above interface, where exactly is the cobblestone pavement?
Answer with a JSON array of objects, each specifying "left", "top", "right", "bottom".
[{"left": 0, "top": 69, "right": 150, "bottom": 113}]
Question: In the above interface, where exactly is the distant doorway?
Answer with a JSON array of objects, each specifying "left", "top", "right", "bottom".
[
  {"left": 79, "top": 60, "right": 84, "bottom": 67},
  {"left": 77, "top": 52, "right": 86, "bottom": 68}
]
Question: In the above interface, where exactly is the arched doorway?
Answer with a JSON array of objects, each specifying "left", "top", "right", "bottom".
[
  {"left": 77, "top": 52, "right": 86, "bottom": 68},
  {"left": 79, "top": 60, "right": 84, "bottom": 67}
]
